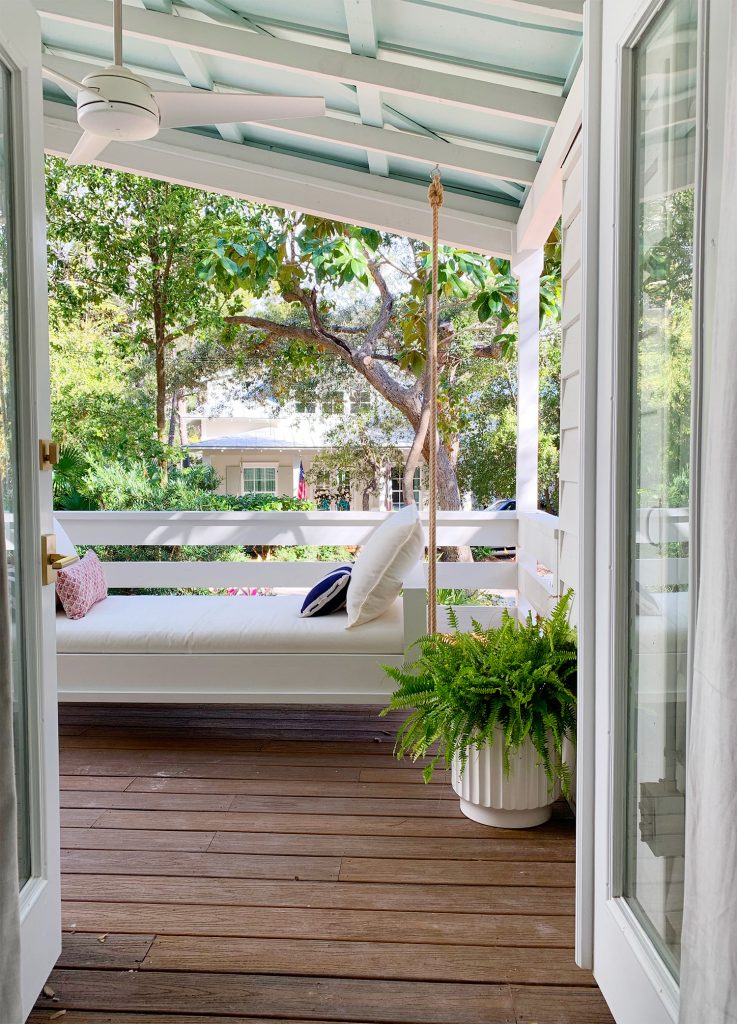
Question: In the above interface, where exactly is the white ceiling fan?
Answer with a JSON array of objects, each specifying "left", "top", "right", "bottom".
[{"left": 41, "top": 0, "right": 325, "bottom": 166}]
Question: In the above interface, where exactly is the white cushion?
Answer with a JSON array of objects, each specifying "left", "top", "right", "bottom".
[
  {"left": 56, "top": 594, "right": 404, "bottom": 655},
  {"left": 53, "top": 518, "right": 77, "bottom": 557},
  {"left": 346, "top": 504, "right": 425, "bottom": 628}
]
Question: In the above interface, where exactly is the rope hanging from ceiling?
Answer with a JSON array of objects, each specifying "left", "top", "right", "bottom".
[{"left": 427, "top": 166, "right": 443, "bottom": 635}]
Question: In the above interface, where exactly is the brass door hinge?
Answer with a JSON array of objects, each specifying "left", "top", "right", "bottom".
[
  {"left": 39, "top": 439, "right": 60, "bottom": 472},
  {"left": 41, "top": 533, "right": 78, "bottom": 586}
]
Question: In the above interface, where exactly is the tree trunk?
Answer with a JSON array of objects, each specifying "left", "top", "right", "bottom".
[
  {"left": 362, "top": 487, "right": 371, "bottom": 511},
  {"left": 154, "top": 336, "right": 168, "bottom": 487},
  {"left": 178, "top": 393, "right": 188, "bottom": 449},
  {"left": 155, "top": 340, "right": 167, "bottom": 445},
  {"left": 433, "top": 443, "right": 472, "bottom": 562},
  {"left": 167, "top": 389, "right": 179, "bottom": 448},
  {"left": 403, "top": 396, "right": 430, "bottom": 507}
]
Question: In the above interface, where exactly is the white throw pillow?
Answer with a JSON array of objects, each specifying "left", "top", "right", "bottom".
[
  {"left": 54, "top": 518, "right": 77, "bottom": 558},
  {"left": 346, "top": 504, "right": 425, "bottom": 628}
]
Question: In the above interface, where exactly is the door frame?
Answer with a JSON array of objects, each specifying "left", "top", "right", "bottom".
[
  {"left": 586, "top": 0, "right": 725, "bottom": 1019},
  {"left": 1, "top": 1, "right": 61, "bottom": 1016}
]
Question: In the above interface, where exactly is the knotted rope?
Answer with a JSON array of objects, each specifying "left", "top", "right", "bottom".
[{"left": 427, "top": 167, "right": 443, "bottom": 634}]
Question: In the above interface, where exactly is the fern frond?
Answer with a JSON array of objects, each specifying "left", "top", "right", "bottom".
[{"left": 380, "top": 590, "right": 578, "bottom": 791}]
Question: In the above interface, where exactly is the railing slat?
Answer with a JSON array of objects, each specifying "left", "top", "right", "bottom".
[
  {"left": 56, "top": 510, "right": 519, "bottom": 547},
  {"left": 101, "top": 558, "right": 519, "bottom": 590}
]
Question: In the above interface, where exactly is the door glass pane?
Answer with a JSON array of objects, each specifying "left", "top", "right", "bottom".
[
  {"left": 624, "top": 0, "right": 697, "bottom": 976},
  {"left": 0, "top": 63, "right": 31, "bottom": 887}
]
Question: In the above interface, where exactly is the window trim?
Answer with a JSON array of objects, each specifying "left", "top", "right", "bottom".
[{"left": 242, "top": 463, "right": 279, "bottom": 496}]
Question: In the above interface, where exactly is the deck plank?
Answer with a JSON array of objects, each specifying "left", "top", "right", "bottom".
[
  {"left": 208, "top": 830, "right": 575, "bottom": 862},
  {"left": 142, "top": 934, "right": 595, "bottom": 986},
  {"left": 57, "top": 933, "right": 155, "bottom": 970},
  {"left": 61, "top": 900, "right": 574, "bottom": 947},
  {"left": 511, "top": 984, "right": 616, "bottom": 1023},
  {"left": 36, "top": 969, "right": 517, "bottom": 1024},
  {"left": 61, "top": 827, "right": 216, "bottom": 852},
  {"left": 61, "top": 849, "right": 342, "bottom": 881},
  {"left": 61, "top": 874, "right": 576, "bottom": 915},
  {"left": 339, "top": 857, "right": 576, "bottom": 887},
  {"left": 39, "top": 706, "right": 613, "bottom": 1024},
  {"left": 30, "top": 1015, "right": 378, "bottom": 1024},
  {"left": 61, "top": 791, "right": 237, "bottom": 812},
  {"left": 124, "top": 777, "right": 457, "bottom": 799},
  {"left": 61, "top": 791, "right": 464, "bottom": 817},
  {"left": 87, "top": 808, "right": 573, "bottom": 841}
]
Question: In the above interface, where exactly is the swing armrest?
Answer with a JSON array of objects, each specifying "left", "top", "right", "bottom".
[{"left": 402, "top": 564, "right": 428, "bottom": 657}]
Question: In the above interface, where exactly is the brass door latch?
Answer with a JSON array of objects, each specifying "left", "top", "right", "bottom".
[
  {"left": 41, "top": 534, "right": 78, "bottom": 586},
  {"left": 39, "top": 439, "right": 60, "bottom": 472}
]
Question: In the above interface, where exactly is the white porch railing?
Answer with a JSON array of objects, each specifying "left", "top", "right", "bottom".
[{"left": 56, "top": 508, "right": 561, "bottom": 620}]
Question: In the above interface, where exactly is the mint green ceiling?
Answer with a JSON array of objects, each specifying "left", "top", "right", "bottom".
[{"left": 37, "top": 0, "right": 583, "bottom": 211}]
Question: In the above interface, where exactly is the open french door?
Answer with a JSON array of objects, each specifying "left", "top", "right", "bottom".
[
  {"left": 1, "top": 1, "right": 61, "bottom": 1018},
  {"left": 583, "top": 0, "right": 728, "bottom": 1020}
]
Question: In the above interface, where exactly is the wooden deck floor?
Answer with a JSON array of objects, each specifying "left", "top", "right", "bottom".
[{"left": 32, "top": 705, "right": 614, "bottom": 1024}]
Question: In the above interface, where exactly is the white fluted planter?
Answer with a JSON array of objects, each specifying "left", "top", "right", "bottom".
[{"left": 452, "top": 732, "right": 560, "bottom": 829}]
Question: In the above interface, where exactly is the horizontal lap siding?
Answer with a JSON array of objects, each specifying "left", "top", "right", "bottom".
[{"left": 560, "top": 138, "right": 583, "bottom": 626}]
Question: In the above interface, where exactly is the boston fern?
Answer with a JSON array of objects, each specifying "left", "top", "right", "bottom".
[{"left": 382, "top": 590, "right": 577, "bottom": 795}]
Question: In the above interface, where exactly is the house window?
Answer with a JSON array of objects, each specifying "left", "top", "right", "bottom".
[
  {"left": 322, "top": 392, "right": 344, "bottom": 416},
  {"left": 350, "top": 389, "right": 371, "bottom": 415},
  {"left": 243, "top": 467, "right": 277, "bottom": 495},
  {"left": 390, "top": 467, "right": 420, "bottom": 509},
  {"left": 295, "top": 399, "right": 316, "bottom": 414}
]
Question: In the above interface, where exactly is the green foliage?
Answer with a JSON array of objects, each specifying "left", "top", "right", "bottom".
[
  {"left": 382, "top": 591, "right": 577, "bottom": 794},
  {"left": 52, "top": 442, "right": 93, "bottom": 511},
  {"left": 436, "top": 588, "right": 501, "bottom": 607},
  {"left": 457, "top": 324, "right": 561, "bottom": 510},
  {"left": 46, "top": 157, "right": 260, "bottom": 442},
  {"left": 50, "top": 312, "right": 162, "bottom": 464},
  {"left": 307, "top": 408, "right": 405, "bottom": 510},
  {"left": 46, "top": 158, "right": 564, "bottom": 515},
  {"left": 79, "top": 459, "right": 314, "bottom": 513},
  {"left": 270, "top": 544, "right": 354, "bottom": 563}
]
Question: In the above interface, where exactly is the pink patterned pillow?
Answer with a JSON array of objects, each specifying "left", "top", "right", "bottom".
[{"left": 56, "top": 551, "right": 108, "bottom": 620}]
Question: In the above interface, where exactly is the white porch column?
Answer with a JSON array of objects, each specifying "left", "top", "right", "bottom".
[
  {"left": 291, "top": 455, "right": 302, "bottom": 498},
  {"left": 512, "top": 248, "right": 544, "bottom": 512}
]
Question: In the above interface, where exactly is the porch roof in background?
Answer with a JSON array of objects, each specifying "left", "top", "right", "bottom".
[{"left": 37, "top": 0, "right": 583, "bottom": 254}]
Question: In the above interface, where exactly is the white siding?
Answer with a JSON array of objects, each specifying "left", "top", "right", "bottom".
[{"left": 559, "top": 137, "right": 583, "bottom": 625}]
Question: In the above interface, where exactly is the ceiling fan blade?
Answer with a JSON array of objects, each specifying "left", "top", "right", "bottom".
[
  {"left": 155, "top": 92, "right": 325, "bottom": 130},
  {"left": 41, "top": 64, "right": 85, "bottom": 96},
  {"left": 67, "top": 131, "right": 110, "bottom": 166}
]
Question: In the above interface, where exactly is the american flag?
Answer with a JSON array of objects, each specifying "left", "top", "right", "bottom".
[{"left": 297, "top": 460, "right": 306, "bottom": 500}]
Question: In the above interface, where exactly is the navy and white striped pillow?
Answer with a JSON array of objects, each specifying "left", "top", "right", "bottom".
[{"left": 300, "top": 565, "right": 352, "bottom": 618}]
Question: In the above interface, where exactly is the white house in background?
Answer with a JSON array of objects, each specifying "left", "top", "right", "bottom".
[{"left": 183, "top": 387, "right": 426, "bottom": 510}]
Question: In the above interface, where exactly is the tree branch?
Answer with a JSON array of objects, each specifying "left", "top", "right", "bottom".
[{"left": 473, "top": 343, "right": 504, "bottom": 359}]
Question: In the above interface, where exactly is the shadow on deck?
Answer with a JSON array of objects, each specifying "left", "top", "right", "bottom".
[{"left": 32, "top": 704, "right": 613, "bottom": 1024}]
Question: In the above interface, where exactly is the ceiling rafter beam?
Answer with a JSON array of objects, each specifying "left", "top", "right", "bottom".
[
  {"left": 472, "top": 0, "right": 583, "bottom": 22},
  {"left": 44, "top": 99, "right": 517, "bottom": 256},
  {"left": 37, "top": 0, "right": 565, "bottom": 125},
  {"left": 343, "top": 0, "right": 388, "bottom": 177},
  {"left": 40, "top": 51, "right": 536, "bottom": 186},
  {"left": 178, "top": 0, "right": 272, "bottom": 35},
  {"left": 167, "top": 44, "right": 244, "bottom": 143},
  {"left": 141, "top": 0, "right": 172, "bottom": 14},
  {"left": 273, "top": 117, "right": 536, "bottom": 186}
]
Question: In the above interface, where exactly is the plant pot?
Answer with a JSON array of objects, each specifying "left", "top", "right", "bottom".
[{"left": 451, "top": 732, "right": 560, "bottom": 829}]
